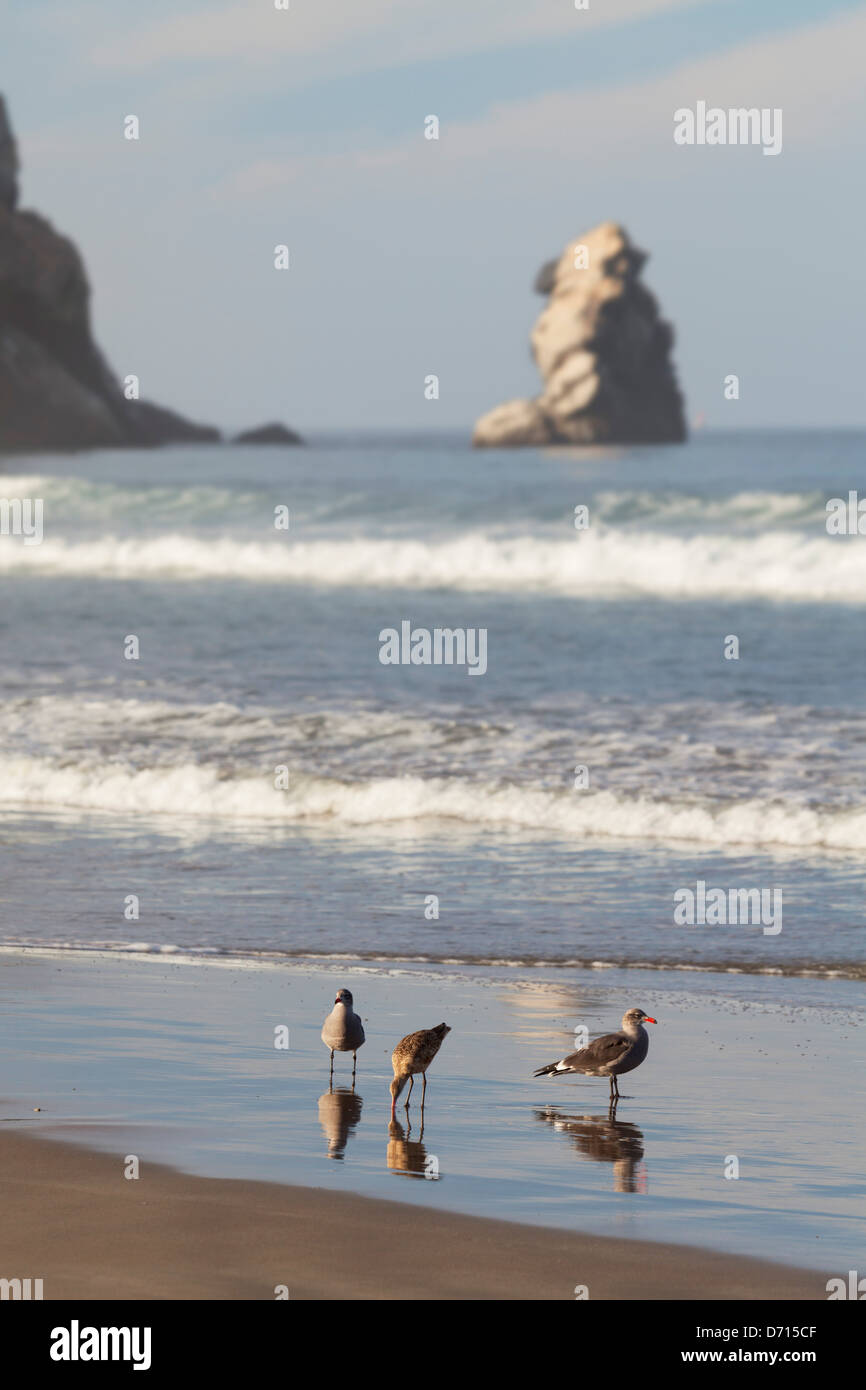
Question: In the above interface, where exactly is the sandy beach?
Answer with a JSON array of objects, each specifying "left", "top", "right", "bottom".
[
  {"left": 0, "top": 1128, "right": 824, "bottom": 1300},
  {"left": 0, "top": 948, "right": 860, "bottom": 1299},
  {"left": 3, "top": 0, "right": 866, "bottom": 1322}
]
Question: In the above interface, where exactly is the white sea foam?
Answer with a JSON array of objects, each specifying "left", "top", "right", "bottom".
[
  {"left": 3, "top": 693, "right": 865, "bottom": 817},
  {"left": 2, "top": 755, "right": 866, "bottom": 850},
  {"left": 0, "top": 528, "right": 861, "bottom": 601}
]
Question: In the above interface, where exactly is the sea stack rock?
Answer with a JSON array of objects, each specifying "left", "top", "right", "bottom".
[
  {"left": 0, "top": 94, "right": 219, "bottom": 452},
  {"left": 473, "top": 222, "right": 686, "bottom": 447}
]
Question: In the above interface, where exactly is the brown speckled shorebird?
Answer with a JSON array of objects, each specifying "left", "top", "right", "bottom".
[{"left": 389, "top": 1023, "right": 451, "bottom": 1118}]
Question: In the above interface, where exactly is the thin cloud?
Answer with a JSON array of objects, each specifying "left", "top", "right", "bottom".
[
  {"left": 215, "top": 5, "right": 866, "bottom": 204},
  {"left": 88, "top": 0, "right": 702, "bottom": 73}
]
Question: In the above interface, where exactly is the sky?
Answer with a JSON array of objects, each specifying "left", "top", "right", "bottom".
[{"left": 4, "top": 0, "right": 866, "bottom": 434}]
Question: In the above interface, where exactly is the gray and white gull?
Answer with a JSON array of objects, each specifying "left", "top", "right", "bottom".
[
  {"left": 321, "top": 987, "right": 366, "bottom": 1083},
  {"left": 533, "top": 1007, "right": 657, "bottom": 1104}
]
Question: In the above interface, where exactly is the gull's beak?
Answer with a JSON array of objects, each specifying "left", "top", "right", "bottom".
[{"left": 644, "top": 1016, "right": 657, "bottom": 1024}]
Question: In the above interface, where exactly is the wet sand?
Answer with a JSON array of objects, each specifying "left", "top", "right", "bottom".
[
  {"left": 0, "top": 1128, "right": 824, "bottom": 1300},
  {"left": 0, "top": 948, "right": 862, "bottom": 1287}
]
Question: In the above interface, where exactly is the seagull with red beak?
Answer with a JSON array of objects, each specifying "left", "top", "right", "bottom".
[{"left": 533, "top": 1008, "right": 657, "bottom": 1105}]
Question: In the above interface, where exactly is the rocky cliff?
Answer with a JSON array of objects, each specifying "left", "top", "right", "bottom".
[
  {"left": 473, "top": 222, "right": 686, "bottom": 447},
  {"left": 0, "top": 95, "right": 219, "bottom": 452}
]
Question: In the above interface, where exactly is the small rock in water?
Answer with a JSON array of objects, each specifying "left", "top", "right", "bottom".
[{"left": 233, "top": 422, "right": 303, "bottom": 446}]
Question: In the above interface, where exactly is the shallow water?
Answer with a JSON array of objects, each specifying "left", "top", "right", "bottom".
[{"left": 1, "top": 952, "right": 862, "bottom": 1274}]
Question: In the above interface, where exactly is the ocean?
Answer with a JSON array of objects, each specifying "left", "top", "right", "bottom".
[{"left": 1, "top": 428, "right": 865, "bottom": 992}]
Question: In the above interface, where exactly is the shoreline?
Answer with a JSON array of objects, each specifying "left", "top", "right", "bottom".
[
  {"left": 1, "top": 941, "right": 863, "bottom": 992},
  {"left": 1, "top": 949, "right": 861, "bottom": 1279},
  {"left": 0, "top": 1128, "right": 826, "bottom": 1300}
]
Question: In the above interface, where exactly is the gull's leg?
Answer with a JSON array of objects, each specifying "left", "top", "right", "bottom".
[
  {"left": 329, "top": 1049, "right": 335, "bottom": 1086},
  {"left": 421, "top": 1072, "right": 428, "bottom": 1108},
  {"left": 352, "top": 1050, "right": 357, "bottom": 1084},
  {"left": 405, "top": 1074, "right": 414, "bottom": 1109}
]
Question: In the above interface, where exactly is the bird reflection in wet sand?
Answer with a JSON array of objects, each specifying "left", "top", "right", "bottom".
[
  {"left": 534, "top": 1107, "right": 647, "bottom": 1193},
  {"left": 387, "top": 1116, "right": 438, "bottom": 1180},
  {"left": 317, "top": 1087, "right": 363, "bottom": 1160}
]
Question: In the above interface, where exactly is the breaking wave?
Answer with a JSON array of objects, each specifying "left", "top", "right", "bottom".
[
  {"left": 3, "top": 755, "right": 866, "bottom": 851},
  {"left": 0, "top": 528, "right": 861, "bottom": 601}
]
